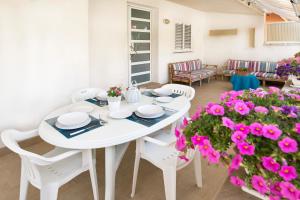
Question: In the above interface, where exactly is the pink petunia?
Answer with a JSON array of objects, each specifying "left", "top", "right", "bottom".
[
  {"left": 271, "top": 106, "right": 283, "bottom": 113},
  {"left": 175, "top": 127, "right": 181, "bottom": 138},
  {"left": 270, "top": 182, "right": 282, "bottom": 197},
  {"left": 230, "top": 176, "right": 245, "bottom": 187},
  {"left": 205, "top": 102, "right": 215, "bottom": 114},
  {"left": 254, "top": 106, "right": 269, "bottom": 114},
  {"left": 235, "top": 123, "right": 250, "bottom": 135},
  {"left": 234, "top": 102, "right": 250, "bottom": 115},
  {"left": 294, "top": 123, "right": 300, "bottom": 134},
  {"left": 191, "top": 106, "right": 202, "bottom": 121},
  {"left": 269, "top": 196, "right": 280, "bottom": 200},
  {"left": 249, "top": 122, "right": 263, "bottom": 136},
  {"left": 280, "top": 181, "right": 299, "bottom": 200},
  {"left": 209, "top": 104, "right": 225, "bottom": 116},
  {"left": 179, "top": 155, "right": 189, "bottom": 162},
  {"left": 261, "top": 156, "right": 280, "bottom": 173},
  {"left": 198, "top": 139, "right": 212, "bottom": 156},
  {"left": 279, "top": 165, "right": 298, "bottom": 181},
  {"left": 278, "top": 137, "right": 298, "bottom": 153},
  {"left": 180, "top": 117, "right": 189, "bottom": 128},
  {"left": 237, "top": 142, "right": 255, "bottom": 156},
  {"left": 229, "top": 154, "right": 243, "bottom": 171},
  {"left": 268, "top": 86, "right": 281, "bottom": 94},
  {"left": 222, "top": 117, "right": 235, "bottom": 130},
  {"left": 231, "top": 131, "right": 247, "bottom": 144},
  {"left": 251, "top": 175, "right": 269, "bottom": 195},
  {"left": 245, "top": 101, "right": 255, "bottom": 110},
  {"left": 262, "top": 125, "right": 282, "bottom": 140},
  {"left": 207, "top": 149, "right": 220, "bottom": 164},
  {"left": 191, "top": 134, "right": 208, "bottom": 146},
  {"left": 175, "top": 135, "right": 186, "bottom": 152}
]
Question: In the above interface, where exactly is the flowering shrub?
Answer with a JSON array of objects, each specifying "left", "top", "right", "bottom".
[
  {"left": 176, "top": 87, "right": 300, "bottom": 200},
  {"left": 276, "top": 53, "right": 300, "bottom": 77}
]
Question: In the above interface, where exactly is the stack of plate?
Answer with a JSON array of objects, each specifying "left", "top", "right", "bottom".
[
  {"left": 55, "top": 112, "right": 91, "bottom": 130},
  {"left": 135, "top": 105, "right": 165, "bottom": 119},
  {"left": 151, "top": 88, "right": 172, "bottom": 97}
]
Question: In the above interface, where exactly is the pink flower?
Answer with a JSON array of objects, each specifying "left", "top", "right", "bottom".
[
  {"left": 271, "top": 106, "right": 283, "bottom": 113},
  {"left": 268, "top": 86, "right": 280, "bottom": 94},
  {"left": 191, "top": 106, "right": 202, "bottom": 121},
  {"left": 269, "top": 196, "right": 280, "bottom": 200},
  {"left": 280, "top": 182, "right": 299, "bottom": 200},
  {"left": 180, "top": 117, "right": 189, "bottom": 128},
  {"left": 234, "top": 102, "right": 250, "bottom": 115},
  {"left": 254, "top": 106, "right": 269, "bottom": 114},
  {"left": 205, "top": 102, "right": 215, "bottom": 114},
  {"left": 245, "top": 101, "right": 255, "bottom": 110},
  {"left": 179, "top": 155, "right": 189, "bottom": 162},
  {"left": 198, "top": 139, "right": 212, "bottom": 156},
  {"left": 270, "top": 182, "right": 282, "bottom": 197},
  {"left": 262, "top": 125, "right": 282, "bottom": 140},
  {"left": 251, "top": 175, "right": 269, "bottom": 194},
  {"left": 261, "top": 156, "right": 280, "bottom": 173},
  {"left": 222, "top": 117, "right": 235, "bottom": 130},
  {"left": 207, "top": 149, "right": 220, "bottom": 164},
  {"left": 175, "top": 128, "right": 181, "bottom": 138},
  {"left": 278, "top": 137, "right": 298, "bottom": 153},
  {"left": 209, "top": 104, "right": 225, "bottom": 116},
  {"left": 191, "top": 134, "right": 208, "bottom": 146},
  {"left": 294, "top": 123, "right": 300, "bottom": 134},
  {"left": 231, "top": 131, "right": 247, "bottom": 144},
  {"left": 230, "top": 176, "right": 245, "bottom": 187},
  {"left": 175, "top": 135, "right": 186, "bottom": 152},
  {"left": 249, "top": 122, "right": 263, "bottom": 136},
  {"left": 279, "top": 165, "right": 298, "bottom": 181},
  {"left": 229, "top": 154, "right": 243, "bottom": 172},
  {"left": 237, "top": 142, "right": 255, "bottom": 156},
  {"left": 235, "top": 123, "right": 250, "bottom": 135}
]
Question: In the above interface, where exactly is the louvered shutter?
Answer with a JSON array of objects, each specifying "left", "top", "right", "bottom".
[
  {"left": 184, "top": 24, "right": 191, "bottom": 49},
  {"left": 175, "top": 23, "right": 183, "bottom": 50}
]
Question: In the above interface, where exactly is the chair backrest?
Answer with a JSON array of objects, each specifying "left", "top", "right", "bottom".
[
  {"left": 71, "top": 88, "right": 100, "bottom": 103},
  {"left": 170, "top": 59, "right": 202, "bottom": 72},
  {"left": 1, "top": 129, "right": 56, "bottom": 186},
  {"left": 162, "top": 84, "right": 195, "bottom": 101}
]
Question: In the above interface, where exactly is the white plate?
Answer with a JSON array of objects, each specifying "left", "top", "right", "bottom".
[
  {"left": 155, "top": 97, "right": 173, "bottom": 103},
  {"left": 291, "top": 84, "right": 300, "bottom": 88},
  {"left": 137, "top": 105, "right": 164, "bottom": 117},
  {"left": 135, "top": 110, "right": 165, "bottom": 119},
  {"left": 153, "top": 88, "right": 173, "bottom": 96},
  {"left": 109, "top": 109, "right": 133, "bottom": 119},
  {"left": 57, "top": 112, "right": 89, "bottom": 127},
  {"left": 70, "top": 105, "right": 94, "bottom": 113},
  {"left": 96, "top": 89, "right": 108, "bottom": 100},
  {"left": 55, "top": 117, "right": 91, "bottom": 130}
]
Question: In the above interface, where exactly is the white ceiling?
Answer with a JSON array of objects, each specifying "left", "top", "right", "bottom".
[{"left": 167, "top": 0, "right": 262, "bottom": 15}]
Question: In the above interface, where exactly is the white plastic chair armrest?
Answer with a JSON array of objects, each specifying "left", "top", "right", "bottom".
[
  {"left": 143, "top": 136, "right": 169, "bottom": 147},
  {"left": 43, "top": 149, "right": 82, "bottom": 163},
  {"left": 6, "top": 129, "right": 39, "bottom": 141}
]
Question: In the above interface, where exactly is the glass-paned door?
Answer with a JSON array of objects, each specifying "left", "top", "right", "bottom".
[{"left": 128, "top": 6, "right": 151, "bottom": 85}]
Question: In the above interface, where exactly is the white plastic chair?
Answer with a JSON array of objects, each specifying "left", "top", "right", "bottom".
[
  {"left": 162, "top": 84, "right": 195, "bottom": 101},
  {"left": 1, "top": 129, "right": 99, "bottom": 200},
  {"left": 71, "top": 88, "right": 101, "bottom": 103},
  {"left": 131, "top": 131, "right": 202, "bottom": 200}
]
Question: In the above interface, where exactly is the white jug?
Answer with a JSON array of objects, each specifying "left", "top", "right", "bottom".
[{"left": 125, "top": 82, "right": 141, "bottom": 103}]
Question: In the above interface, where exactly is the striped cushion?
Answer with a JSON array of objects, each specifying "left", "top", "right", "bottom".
[
  {"left": 249, "top": 61, "right": 278, "bottom": 73},
  {"left": 223, "top": 69, "right": 236, "bottom": 75},
  {"left": 250, "top": 72, "right": 281, "bottom": 79},
  {"left": 227, "top": 60, "right": 250, "bottom": 70},
  {"left": 172, "top": 59, "right": 202, "bottom": 72}
]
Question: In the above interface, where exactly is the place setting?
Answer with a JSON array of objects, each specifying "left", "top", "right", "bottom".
[{"left": 45, "top": 111, "right": 106, "bottom": 139}]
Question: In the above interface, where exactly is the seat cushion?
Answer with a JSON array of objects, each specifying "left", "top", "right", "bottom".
[
  {"left": 250, "top": 72, "right": 281, "bottom": 79},
  {"left": 223, "top": 69, "right": 236, "bottom": 75},
  {"left": 173, "top": 72, "right": 200, "bottom": 81}
]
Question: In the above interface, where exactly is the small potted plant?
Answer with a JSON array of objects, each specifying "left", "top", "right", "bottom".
[
  {"left": 235, "top": 67, "right": 249, "bottom": 76},
  {"left": 107, "top": 87, "right": 122, "bottom": 112}
]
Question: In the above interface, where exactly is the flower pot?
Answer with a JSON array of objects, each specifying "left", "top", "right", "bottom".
[{"left": 107, "top": 96, "right": 121, "bottom": 112}]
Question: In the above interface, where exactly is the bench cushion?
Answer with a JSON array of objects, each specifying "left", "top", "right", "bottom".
[
  {"left": 249, "top": 61, "right": 278, "bottom": 73},
  {"left": 250, "top": 72, "right": 281, "bottom": 79}
]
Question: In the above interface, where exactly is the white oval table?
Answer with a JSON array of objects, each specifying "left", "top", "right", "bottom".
[{"left": 39, "top": 94, "right": 190, "bottom": 200}]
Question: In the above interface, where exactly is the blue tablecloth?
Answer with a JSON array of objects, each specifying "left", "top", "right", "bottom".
[{"left": 230, "top": 74, "right": 260, "bottom": 91}]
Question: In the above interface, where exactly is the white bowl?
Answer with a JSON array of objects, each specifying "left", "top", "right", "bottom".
[
  {"left": 153, "top": 88, "right": 172, "bottom": 96},
  {"left": 155, "top": 97, "right": 173, "bottom": 103},
  {"left": 57, "top": 112, "right": 89, "bottom": 127},
  {"left": 137, "top": 105, "right": 164, "bottom": 117}
]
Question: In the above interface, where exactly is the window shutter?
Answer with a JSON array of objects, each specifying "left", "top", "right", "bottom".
[
  {"left": 266, "top": 21, "right": 300, "bottom": 44},
  {"left": 184, "top": 24, "right": 191, "bottom": 49},
  {"left": 175, "top": 23, "right": 183, "bottom": 50}
]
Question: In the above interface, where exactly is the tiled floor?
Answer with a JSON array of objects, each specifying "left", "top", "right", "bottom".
[{"left": 0, "top": 80, "right": 259, "bottom": 200}]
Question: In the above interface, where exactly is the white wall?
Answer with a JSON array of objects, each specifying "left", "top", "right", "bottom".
[
  {"left": 89, "top": 0, "right": 206, "bottom": 87},
  {"left": 203, "top": 12, "right": 300, "bottom": 66},
  {"left": 0, "top": 0, "right": 89, "bottom": 147}
]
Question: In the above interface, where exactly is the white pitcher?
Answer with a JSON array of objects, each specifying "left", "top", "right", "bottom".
[{"left": 125, "top": 81, "right": 141, "bottom": 103}]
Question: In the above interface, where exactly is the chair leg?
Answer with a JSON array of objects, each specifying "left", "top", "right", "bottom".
[
  {"left": 131, "top": 152, "right": 141, "bottom": 197},
  {"left": 40, "top": 184, "right": 59, "bottom": 200},
  {"left": 88, "top": 150, "right": 99, "bottom": 200},
  {"left": 19, "top": 165, "right": 29, "bottom": 200},
  {"left": 162, "top": 166, "right": 176, "bottom": 200},
  {"left": 193, "top": 150, "right": 202, "bottom": 188},
  {"left": 199, "top": 79, "right": 202, "bottom": 86}
]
